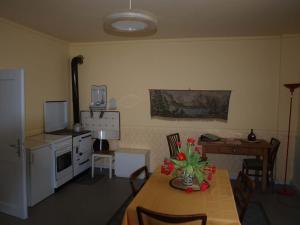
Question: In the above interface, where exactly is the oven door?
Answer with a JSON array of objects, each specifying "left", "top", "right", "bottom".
[
  {"left": 55, "top": 146, "right": 73, "bottom": 180},
  {"left": 79, "top": 134, "right": 92, "bottom": 154}
]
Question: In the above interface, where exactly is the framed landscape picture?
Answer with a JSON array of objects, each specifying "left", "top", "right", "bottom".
[{"left": 149, "top": 89, "right": 231, "bottom": 120}]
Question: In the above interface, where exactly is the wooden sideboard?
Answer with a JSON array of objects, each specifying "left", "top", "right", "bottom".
[{"left": 200, "top": 139, "right": 271, "bottom": 192}]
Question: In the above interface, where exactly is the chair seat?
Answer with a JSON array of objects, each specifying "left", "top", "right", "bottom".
[{"left": 243, "top": 158, "right": 263, "bottom": 170}]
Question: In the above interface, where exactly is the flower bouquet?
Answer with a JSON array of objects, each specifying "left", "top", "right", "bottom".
[{"left": 161, "top": 138, "right": 216, "bottom": 193}]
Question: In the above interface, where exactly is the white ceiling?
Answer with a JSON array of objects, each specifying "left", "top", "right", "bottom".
[{"left": 0, "top": 0, "right": 300, "bottom": 42}]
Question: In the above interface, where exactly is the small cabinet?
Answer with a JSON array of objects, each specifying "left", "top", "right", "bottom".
[
  {"left": 114, "top": 148, "right": 150, "bottom": 178},
  {"left": 27, "top": 144, "right": 54, "bottom": 207}
]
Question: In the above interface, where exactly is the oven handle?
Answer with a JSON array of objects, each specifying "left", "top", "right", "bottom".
[
  {"left": 79, "top": 159, "right": 90, "bottom": 165},
  {"left": 55, "top": 146, "right": 72, "bottom": 156}
]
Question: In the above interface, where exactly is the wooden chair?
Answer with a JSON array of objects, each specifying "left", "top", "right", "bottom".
[
  {"left": 166, "top": 133, "right": 180, "bottom": 158},
  {"left": 233, "top": 171, "right": 255, "bottom": 222},
  {"left": 242, "top": 138, "right": 280, "bottom": 187},
  {"left": 129, "top": 166, "right": 150, "bottom": 196},
  {"left": 137, "top": 206, "right": 207, "bottom": 225}
]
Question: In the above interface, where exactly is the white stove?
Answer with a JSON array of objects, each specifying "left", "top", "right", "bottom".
[
  {"left": 73, "top": 133, "right": 92, "bottom": 176},
  {"left": 44, "top": 101, "right": 92, "bottom": 188},
  {"left": 50, "top": 129, "right": 92, "bottom": 177}
]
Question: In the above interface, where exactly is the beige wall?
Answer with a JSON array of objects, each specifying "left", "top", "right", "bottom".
[
  {"left": 70, "top": 36, "right": 300, "bottom": 181},
  {"left": 71, "top": 38, "right": 280, "bottom": 130},
  {"left": 0, "top": 18, "right": 70, "bottom": 136}
]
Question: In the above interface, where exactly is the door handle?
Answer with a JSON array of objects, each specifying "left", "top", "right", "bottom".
[{"left": 9, "top": 139, "right": 21, "bottom": 157}]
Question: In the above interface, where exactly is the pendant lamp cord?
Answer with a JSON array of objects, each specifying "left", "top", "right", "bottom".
[{"left": 129, "top": 0, "right": 132, "bottom": 9}]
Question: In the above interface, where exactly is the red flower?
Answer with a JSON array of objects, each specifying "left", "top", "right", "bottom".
[
  {"left": 185, "top": 187, "right": 193, "bottom": 193},
  {"left": 162, "top": 166, "right": 169, "bottom": 174},
  {"left": 211, "top": 166, "right": 216, "bottom": 174},
  {"left": 161, "top": 165, "right": 167, "bottom": 174},
  {"left": 195, "top": 146, "right": 201, "bottom": 153},
  {"left": 187, "top": 138, "right": 196, "bottom": 145},
  {"left": 205, "top": 165, "right": 216, "bottom": 174},
  {"left": 177, "top": 152, "right": 186, "bottom": 161},
  {"left": 164, "top": 159, "right": 170, "bottom": 164},
  {"left": 207, "top": 173, "right": 212, "bottom": 181},
  {"left": 168, "top": 162, "right": 175, "bottom": 172},
  {"left": 200, "top": 181, "right": 209, "bottom": 192},
  {"left": 176, "top": 141, "right": 182, "bottom": 147}
]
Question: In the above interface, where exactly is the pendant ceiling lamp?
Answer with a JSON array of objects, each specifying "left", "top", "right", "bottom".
[{"left": 103, "top": 0, "right": 157, "bottom": 36}]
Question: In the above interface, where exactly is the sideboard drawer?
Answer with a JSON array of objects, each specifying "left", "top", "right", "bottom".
[
  {"left": 203, "top": 145, "right": 219, "bottom": 154},
  {"left": 204, "top": 146, "right": 239, "bottom": 154},
  {"left": 203, "top": 144, "right": 267, "bottom": 156},
  {"left": 218, "top": 146, "right": 238, "bottom": 154}
]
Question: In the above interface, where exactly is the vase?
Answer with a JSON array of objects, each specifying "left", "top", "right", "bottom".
[
  {"left": 183, "top": 174, "right": 194, "bottom": 186},
  {"left": 247, "top": 129, "right": 256, "bottom": 141}
]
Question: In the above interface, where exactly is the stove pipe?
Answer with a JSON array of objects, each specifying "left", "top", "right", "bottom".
[{"left": 71, "top": 55, "right": 84, "bottom": 124}]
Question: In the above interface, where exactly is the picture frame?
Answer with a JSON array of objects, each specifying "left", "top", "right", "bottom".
[
  {"left": 91, "top": 85, "right": 107, "bottom": 110},
  {"left": 149, "top": 89, "right": 231, "bottom": 120}
]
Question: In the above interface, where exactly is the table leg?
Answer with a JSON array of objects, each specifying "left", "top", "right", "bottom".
[
  {"left": 262, "top": 151, "right": 268, "bottom": 192},
  {"left": 109, "top": 156, "right": 112, "bottom": 179},
  {"left": 255, "top": 156, "right": 260, "bottom": 181},
  {"left": 91, "top": 154, "right": 95, "bottom": 178}
]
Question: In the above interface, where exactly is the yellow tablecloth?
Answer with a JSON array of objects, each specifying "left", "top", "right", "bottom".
[{"left": 122, "top": 168, "right": 241, "bottom": 225}]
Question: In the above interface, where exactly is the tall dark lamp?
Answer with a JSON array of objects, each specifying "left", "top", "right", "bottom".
[{"left": 278, "top": 83, "right": 300, "bottom": 196}]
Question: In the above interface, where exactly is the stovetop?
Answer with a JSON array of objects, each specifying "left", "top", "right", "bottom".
[{"left": 48, "top": 129, "right": 91, "bottom": 137}]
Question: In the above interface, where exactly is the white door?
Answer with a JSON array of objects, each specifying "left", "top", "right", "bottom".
[{"left": 0, "top": 69, "right": 27, "bottom": 219}]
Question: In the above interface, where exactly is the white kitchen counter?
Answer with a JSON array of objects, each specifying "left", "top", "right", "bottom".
[
  {"left": 25, "top": 134, "right": 71, "bottom": 150},
  {"left": 25, "top": 139, "right": 49, "bottom": 150}
]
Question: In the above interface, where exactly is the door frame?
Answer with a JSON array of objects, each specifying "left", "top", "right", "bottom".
[{"left": 19, "top": 69, "right": 27, "bottom": 219}]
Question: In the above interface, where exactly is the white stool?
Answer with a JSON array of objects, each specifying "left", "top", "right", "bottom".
[{"left": 91, "top": 151, "right": 114, "bottom": 179}]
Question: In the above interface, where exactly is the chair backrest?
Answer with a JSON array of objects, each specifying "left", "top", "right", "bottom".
[
  {"left": 166, "top": 133, "right": 180, "bottom": 158},
  {"left": 129, "top": 166, "right": 150, "bottom": 196},
  {"left": 268, "top": 138, "right": 280, "bottom": 171},
  {"left": 233, "top": 171, "right": 255, "bottom": 222},
  {"left": 137, "top": 206, "right": 207, "bottom": 225}
]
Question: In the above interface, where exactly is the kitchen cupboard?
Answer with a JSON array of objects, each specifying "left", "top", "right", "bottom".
[{"left": 27, "top": 144, "right": 54, "bottom": 207}]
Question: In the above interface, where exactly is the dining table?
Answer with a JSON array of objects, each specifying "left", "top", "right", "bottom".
[{"left": 122, "top": 168, "right": 241, "bottom": 225}]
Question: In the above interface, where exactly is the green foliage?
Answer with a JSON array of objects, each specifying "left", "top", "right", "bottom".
[{"left": 170, "top": 142, "right": 208, "bottom": 185}]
